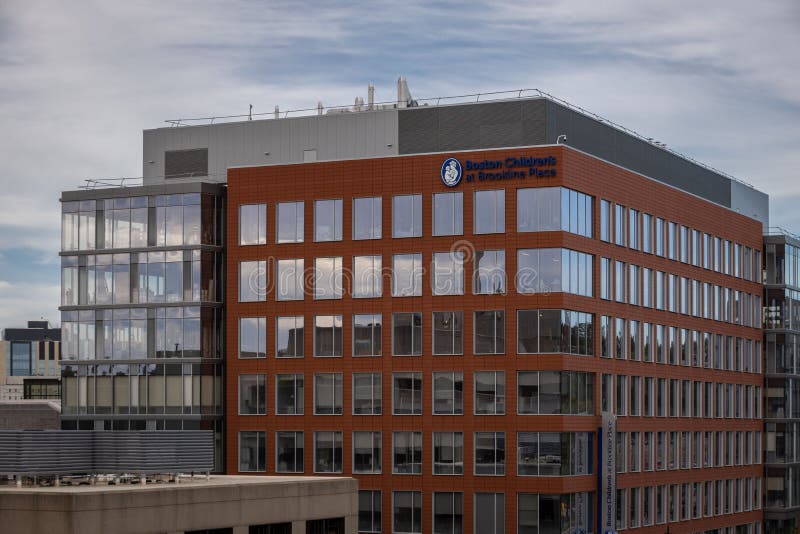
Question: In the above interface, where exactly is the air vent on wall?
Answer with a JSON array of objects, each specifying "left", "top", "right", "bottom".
[{"left": 165, "top": 148, "right": 208, "bottom": 178}]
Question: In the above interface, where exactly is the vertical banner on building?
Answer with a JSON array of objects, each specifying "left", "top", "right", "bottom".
[
  {"left": 574, "top": 432, "right": 587, "bottom": 532},
  {"left": 600, "top": 412, "right": 617, "bottom": 534}
]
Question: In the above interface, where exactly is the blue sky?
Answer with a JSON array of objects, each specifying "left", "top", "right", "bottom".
[{"left": 0, "top": 0, "right": 798, "bottom": 328}]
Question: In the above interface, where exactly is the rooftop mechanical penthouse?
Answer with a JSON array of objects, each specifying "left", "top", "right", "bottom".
[{"left": 60, "top": 82, "right": 776, "bottom": 534}]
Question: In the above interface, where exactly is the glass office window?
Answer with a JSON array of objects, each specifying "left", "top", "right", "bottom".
[
  {"left": 600, "top": 200, "right": 611, "bottom": 242},
  {"left": 612, "top": 261, "right": 626, "bottom": 304},
  {"left": 353, "top": 255, "right": 382, "bottom": 298},
  {"left": 393, "top": 431, "right": 422, "bottom": 474},
  {"left": 393, "top": 312, "right": 422, "bottom": 356},
  {"left": 642, "top": 213, "right": 653, "bottom": 253},
  {"left": 473, "top": 250, "right": 506, "bottom": 294},
  {"left": 656, "top": 217, "right": 665, "bottom": 256},
  {"left": 433, "top": 251, "right": 464, "bottom": 295},
  {"left": 517, "top": 309, "right": 594, "bottom": 356},
  {"left": 474, "top": 371, "right": 505, "bottom": 415},
  {"left": 239, "top": 204, "right": 267, "bottom": 245},
  {"left": 61, "top": 204, "right": 80, "bottom": 251},
  {"left": 433, "top": 192, "right": 463, "bottom": 236},
  {"left": 392, "top": 194, "right": 422, "bottom": 238},
  {"left": 8, "top": 342, "right": 32, "bottom": 376},
  {"left": 392, "top": 253, "right": 422, "bottom": 296},
  {"left": 313, "top": 372, "right": 342, "bottom": 415},
  {"left": 517, "top": 187, "right": 592, "bottom": 238},
  {"left": 359, "top": 490, "right": 382, "bottom": 534},
  {"left": 276, "top": 201, "right": 304, "bottom": 243},
  {"left": 276, "top": 373, "right": 304, "bottom": 415},
  {"left": 393, "top": 372, "right": 422, "bottom": 415},
  {"left": 313, "top": 257, "right": 342, "bottom": 300},
  {"left": 353, "top": 196, "right": 382, "bottom": 240},
  {"left": 276, "top": 316, "right": 304, "bottom": 358},
  {"left": 474, "top": 190, "right": 505, "bottom": 234},
  {"left": 433, "top": 433, "right": 463, "bottom": 475},
  {"left": 353, "top": 314, "right": 382, "bottom": 357},
  {"left": 353, "top": 372, "right": 382, "bottom": 415},
  {"left": 314, "top": 315, "right": 342, "bottom": 357},
  {"left": 516, "top": 248, "right": 592, "bottom": 296},
  {"left": 79, "top": 201, "right": 99, "bottom": 250},
  {"left": 239, "top": 317, "right": 266, "bottom": 358},
  {"left": 239, "top": 431, "right": 266, "bottom": 472},
  {"left": 314, "top": 431, "right": 343, "bottom": 473},
  {"left": 276, "top": 258, "right": 304, "bottom": 301},
  {"left": 629, "top": 208, "right": 640, "bottom": 250},
  {"left": 680, "top": 226, "right": 690, "bottom": 263},
  {"left": 61, "top": 256, "right": 78, "bottom": 306},
  {"left": 517, "top": 433, "right": 593, "bottom": 476},
  {"left": 238, "top": 374, "right": 266, "bottom": 415},
  {"left": 643, "top": 268, "right": 652, "bottom": 308},
  {"left": 474, "top": 310, "right": 505, "bottom": 355},
  {"left": 314, "top": 199, "right": 342, "bottom": 242},
  {"left": 475, "top": 432, "right": 505, "bottom": 475},
  {"left": 393, "top": 491, "right": 422, "bottom": 534},
  {"left": 600, "top": 257, "right": 611, "bottom": 300},
  {"left": 474, "top": 493, "right": 504, "bottom": 534},
  {"left": 517, "top": 371, "right": 594, "bottom": 415},
  {"left": 276, "top": 431, "right": 303, "bottom": 473},
  {"left": 433, "top": 371, "right": 463, "bottom": 415},
  {"left": 615, "top": 204, "right": 626, "bottom": 246},
  {"left": 629, "top": 264, "right": 640, "bottom": 306},
  {"left": 432, "top": 311, "right": 463, "bottom": 355},
  {"left": 239, "top": 260, "right": 266, "bottom": 302},
  {"left": 433, "top": 493, "right": 463, "bottom": 534},
  {"left": 353, "top": 431, "right": 382, "bottom": 474}
]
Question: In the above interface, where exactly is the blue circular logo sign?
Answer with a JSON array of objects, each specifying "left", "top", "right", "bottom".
[{"left": 440, "top": 158, "right": 462, "bottom": 187}]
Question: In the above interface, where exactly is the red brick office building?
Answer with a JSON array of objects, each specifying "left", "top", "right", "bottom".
[{"left": 225, "top": 142, "right": 764, "bottom": 534}]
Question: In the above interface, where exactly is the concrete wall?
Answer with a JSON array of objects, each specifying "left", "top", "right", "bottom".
[
  {"left": 143, "top": 110, "right": 399, "bottom": 184},
  {"left": 0, "top": 476, "right": 358, "bottom": 534},
  {"left": 0, "top": 401, "right": 61, "bottom": 430}
]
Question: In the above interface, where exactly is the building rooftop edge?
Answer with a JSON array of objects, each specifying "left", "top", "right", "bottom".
[{"left": 145, "top": 89, "right": 762, "bottom": 195}]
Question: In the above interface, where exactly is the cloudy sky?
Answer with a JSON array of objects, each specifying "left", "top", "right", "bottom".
[{"left": 0, "top": 0, "right": 798, "bottom": 328}]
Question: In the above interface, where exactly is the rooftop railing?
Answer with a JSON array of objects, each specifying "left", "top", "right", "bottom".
[
  {"left": 765, "top": 227, "right": 800, "bottom": 241},
  {"left": 78, "top": 177, "right": 143, "bottom": 189}
]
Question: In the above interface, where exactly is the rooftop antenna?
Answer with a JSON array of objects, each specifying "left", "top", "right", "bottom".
[
  {"left": 368, "top": 83, "right": 375, "bottom": 110},
  {"left": 397, "top": 76, "right": 407, "bottom": 108},
  {"left": 248, "top": 104, "right": 252, "bottom": 121}
]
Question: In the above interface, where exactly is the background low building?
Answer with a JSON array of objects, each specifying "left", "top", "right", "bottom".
[
  {"left": 0, "top": 321, "right": 61, "bottom": 402},
  {"left": 0, "top": 475, "right": 357, "bottom": 534}
]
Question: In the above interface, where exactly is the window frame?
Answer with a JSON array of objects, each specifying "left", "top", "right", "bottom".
[
  {"left": 275, "top": 373, "right": 304, "bottom": 415},
  {"left": 432, "top": 191, "right": 463, "bottom": 236},
  {"left": 238, "top": 373, "right": 266, "bottom": 416},
  {"left": 275, "top": 200, "right": 304, "bottom": 244},
  {"left": 313, "top": 430, "right": 343, "bottom": 474},
  {"left": 352, "top": 196, "right": 382, "bottom": 240},
  {"left": 352, "top": 372, "right": 382, "bottom": 415},
  {"left": 313, "top": 198, "right": 343, "bottom": 242},
  {"left": 432, "top": 371, "right": 464, "bottom": 415},
  {"left": 474, "top": 431, "right": 506, "bottom": 476},
  {"left": 313, "top": 372, "right": 343, "bottom": 415},
  {"left": 473, "top": 189, "right": 505, "bottom": 234},
  {"left": 392, "top": 194, "right": 422, "bottom": 238},
  {"left": 238, "top": 203, "right": 267, "bottom": 246},
  {"left": 275, "top": 430, "right": 304, "bottom": 473}
]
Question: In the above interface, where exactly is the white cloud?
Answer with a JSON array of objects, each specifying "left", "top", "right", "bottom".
[
  {"left": 0, "top": 280, "right": 60, "bottom": 328},
  {"left": 0, "top": 0, "right": 798, "bottom": 266}
]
